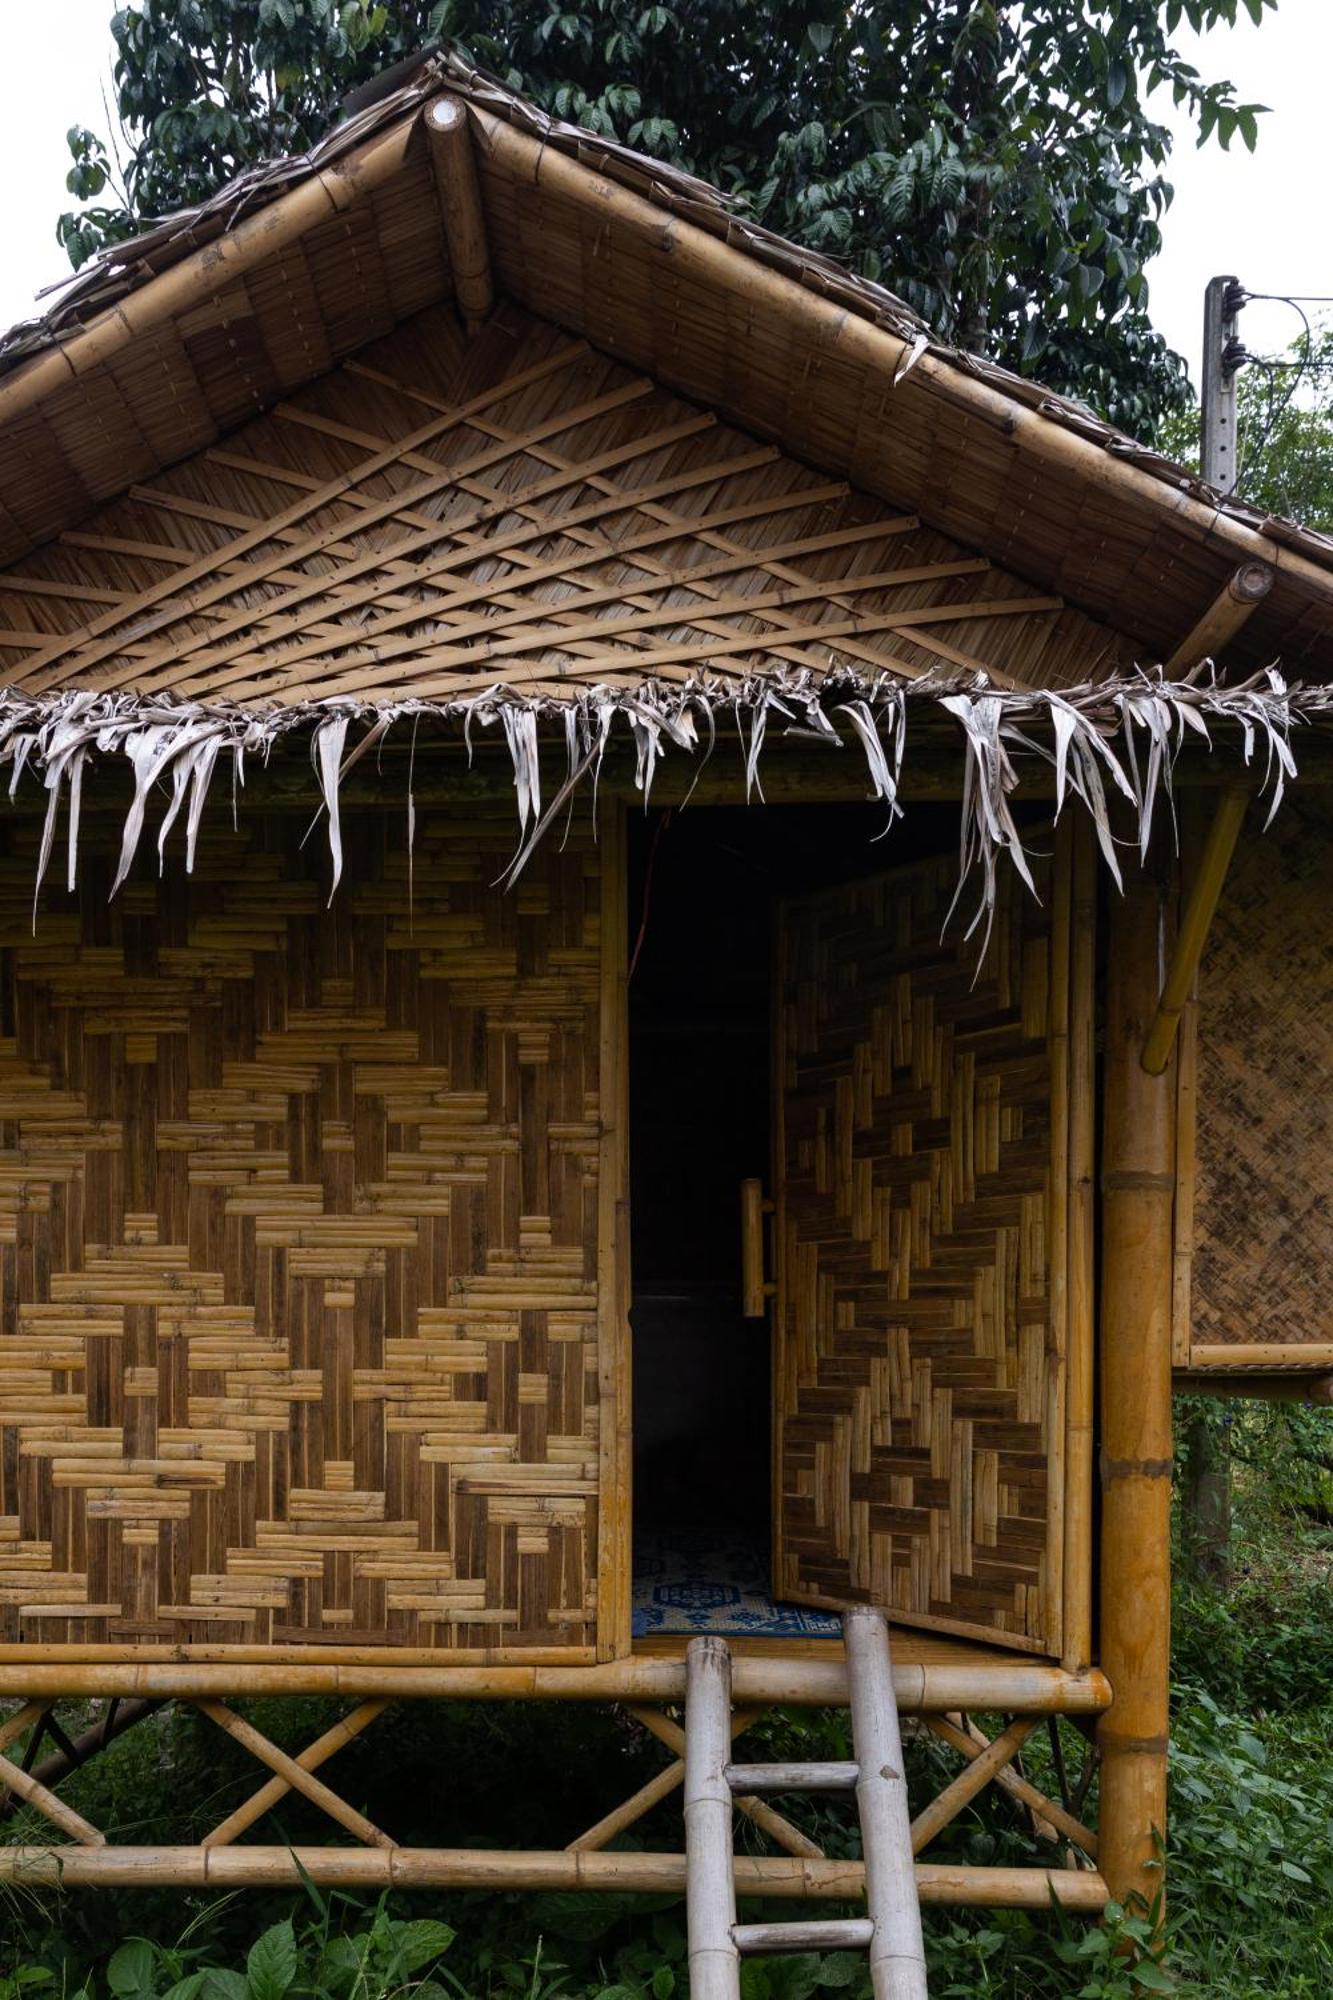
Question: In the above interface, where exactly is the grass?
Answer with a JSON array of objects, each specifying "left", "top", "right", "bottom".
[{"left": 1, "top": 1448, "right": 1330, "bottom": 1999}]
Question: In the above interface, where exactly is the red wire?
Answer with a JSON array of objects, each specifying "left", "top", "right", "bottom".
[{"left": 628, "top": 809, "right": 672, "bottom": 983}]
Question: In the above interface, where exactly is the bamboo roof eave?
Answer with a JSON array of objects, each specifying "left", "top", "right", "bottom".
[{"left": 0, "top": 664, "right": 1318, "bottom": 929}]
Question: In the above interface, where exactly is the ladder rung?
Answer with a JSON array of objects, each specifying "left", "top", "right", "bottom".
[
  {"left": 724, "top": 1759, "right": 859, "bottom": 1793},
  {"left": 733, "top": 1918, "right": 874, "bottom": 1957}
]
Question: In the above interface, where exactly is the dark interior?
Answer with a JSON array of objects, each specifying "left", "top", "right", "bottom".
[{"left": 626, "top": 798, "right": 962, "bottom": 1614}]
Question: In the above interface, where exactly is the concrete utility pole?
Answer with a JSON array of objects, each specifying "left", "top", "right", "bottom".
[{"left": 1200, "top": 275, "right": 1247, "bottom": 494}]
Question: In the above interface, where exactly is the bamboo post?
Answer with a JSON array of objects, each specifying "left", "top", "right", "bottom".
[
  {"left": 425, "top": 98, "right": 495, "bottom": 333},
  {"left": 1063, "top": 818, "right": 1096, "bottom": 1668},
  {"left": 1141, "top": 786, "right": 1249, "bottom": 1076},
  {"left": 1099, "top": 859, "right": 1176, "bottom": 1920},
  {"left": 845, "top": 1608, "right": 929, "bottom": 2000},
  {"left": 684, "top": 1638, "right": 741, "bottom": 2000}
]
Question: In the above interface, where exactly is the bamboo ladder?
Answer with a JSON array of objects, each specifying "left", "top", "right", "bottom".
[{"left": 684, "top": 1608, "right": 928, "bottom": 2000}]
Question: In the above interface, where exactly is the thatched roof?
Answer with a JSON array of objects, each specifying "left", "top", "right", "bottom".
[{"left": 0, "top": 46, "right": 1330, "bottom": 912}]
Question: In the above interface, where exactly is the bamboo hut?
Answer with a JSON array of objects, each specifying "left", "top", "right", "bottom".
[{"left": 0, "top": 46, "right": 1330, "bottom": 1978}]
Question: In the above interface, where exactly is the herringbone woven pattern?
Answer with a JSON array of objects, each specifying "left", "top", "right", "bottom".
[
  {"left": 0, "top": 808, "right": 603, "bottom": 1654},
  {"left": 775, "top": 854, "right": 1060, "bottom": 1650}
]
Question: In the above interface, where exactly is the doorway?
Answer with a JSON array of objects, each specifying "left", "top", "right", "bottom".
[{"left": 626, "top": 800, "right": 941, "bottom": 1638}]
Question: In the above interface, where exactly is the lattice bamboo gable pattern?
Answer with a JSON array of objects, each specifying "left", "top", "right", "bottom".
[
  {"left": 1178, "top": 788, "right": 1333, "bottom": 1361},
  {"left": 774, "top": 854, "right": 1063, "bottom": 1652},
  {"left": 0, "top": 300, "right": 1132, "bottom": 707},
  {"left": 0, "top": 805, "right": 606, "bottom": 1656}
]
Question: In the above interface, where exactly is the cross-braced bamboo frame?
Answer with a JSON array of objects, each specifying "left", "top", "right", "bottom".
[{"left": 0, "top": 1693, "right": 1102, "bottom": 1906}]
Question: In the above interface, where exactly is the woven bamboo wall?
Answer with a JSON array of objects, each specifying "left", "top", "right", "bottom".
[
  {"left": 1178, "top": 789, "right": 1333, "bottom": 1365},
  {"left": 0, "top": 804, "right": 609, "bottom": 1657},
  {"left": 774, "top": 853, "right": 1065, "bottom": 1653}
]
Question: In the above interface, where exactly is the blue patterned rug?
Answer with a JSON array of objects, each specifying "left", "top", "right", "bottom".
[{"left": 632, "top": 1529, "right": 843, "bottom": 1638}]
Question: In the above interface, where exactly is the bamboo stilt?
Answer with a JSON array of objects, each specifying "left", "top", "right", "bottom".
[{"left": 1099, "top": 860, "right": 1176, "bottom": 1919}]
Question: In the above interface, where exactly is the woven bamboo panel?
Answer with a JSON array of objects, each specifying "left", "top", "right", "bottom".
[
  {"left": 1180, "top": 789, "right": 1333, "bottom": 1361},
  {"left": 0, "top": 296, "right": 1138, "bottom": 707},
  {"left": 0, "top": 807, "right": 605, "bottom": 1654},
  {"left": 774, "top": 853, "right": 1062, "bottom": 1652}
]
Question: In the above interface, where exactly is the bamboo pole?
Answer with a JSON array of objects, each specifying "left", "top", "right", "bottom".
[
  {"left": 1185, "top": 1343, "right": 1333, "bottom": 1372},
  {"left": 1099, "top": 858, "right": 1176, "bottom": 1920},
  {"left": 1141, "top": 786, "right": 1249, "bottom": 1076},
  {"left": 193, "top": 1701, "right": 394, "bottom": 1849},
  {"left": 684, "top": 1638, "right": 741, "bottom": 2000},
  {"left": 426, "top": 99, "right": 494, "bottom": 332},
  {"left": 908, "top": 1718, "right": 1038, "bottom": 1856},
  {"left": 595, "top": 802, "right": 632, "bottom": 1662},
  {"left": 203, "top": 1699, "right": 388, "bottom": 1846},
  {"left": 0, "top": 1747, "right": 104, "bottom": 1846},
  {"left": 636, "top": 1707, "right": 822, "bottom": 1861},
  {"left": 734, "top": 1919, "right": 874, "bottom": 1955},
  {"left": 1063, "top": 817, "right": 1097, "bottom": 1669},
  {"left": 845, "top": 1609, "right": 929, "bottom": 2000},
  {"left": 0, "top": 1842, "right": 1110, "bottom": 1904},
  {"left": 922, "top": 1716, "right": 1097, "bottom": 1858},
  {"left": 566, "top": 1709, "right": 763, "bottom": 1853},
  {"left": 1161, "top": 562, "right": 1274, "bottom": 677},
  {"left": 0, "top": 1657, "right": 1113, "bottom": 1710}
]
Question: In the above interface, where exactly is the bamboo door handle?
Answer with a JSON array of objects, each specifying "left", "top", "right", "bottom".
[{"left": 741, "top": 1178, "right": 775, "bottom": 1318}]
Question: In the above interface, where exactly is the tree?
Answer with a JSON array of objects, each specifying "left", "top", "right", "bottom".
[{"left": 60, "top": 1, "right": 1276, "bottom": 438}]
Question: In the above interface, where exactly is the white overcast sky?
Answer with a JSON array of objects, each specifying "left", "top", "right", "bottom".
[{"left": 0, "top": 0, "right": 1328, "bottom": 395}]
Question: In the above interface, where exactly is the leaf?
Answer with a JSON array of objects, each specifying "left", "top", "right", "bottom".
[
  {"left": 199, "top": 1974, "right": 248, "bottom": 2000},
  {"left": 108, "top": 1943, "right": 157, "bottom": 2000},
  {"left": 384, "top": 1921, "right": 454, "bottom": 1977},
  {"left": 246, "top": 1922, "right": 297, "bottom": 2000},
  {"left": 1129, "top": 1962, "right": 1176, "bottom": 1993}
]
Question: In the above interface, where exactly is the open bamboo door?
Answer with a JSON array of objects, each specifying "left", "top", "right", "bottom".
[{"left": 772, "top": 839, "right": 1079, "bottom": 1656}]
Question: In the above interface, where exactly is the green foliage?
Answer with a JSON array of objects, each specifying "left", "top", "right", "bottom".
[
  {"left": 32, "top": 1898, "right": 455, "bottom": 2000},
  {"left": 58, "top": 1, "right": 1278, "bottom": 434},
  {"left": 1159, "top": 321, "right": 1333, "bottom": 527}
]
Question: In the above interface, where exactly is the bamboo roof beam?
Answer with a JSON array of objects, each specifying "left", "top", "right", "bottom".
[
  {"left": 427, "top": 99, "right": 495, "bottom": 334},
  {"left": 1141, "top": 785, "right": 1249, "bottom": 1076},
  {"left": 1162, "top": 561, "right": 1275, "bottom": 677}
]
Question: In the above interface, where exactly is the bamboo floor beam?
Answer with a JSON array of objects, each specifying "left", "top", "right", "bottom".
[
  {"left": 0, "top": 1659, "right": 1112, "bottom": 1710},
  {"left": 0, "top": 1844, "right": 1111, "bottom": 1907}
]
